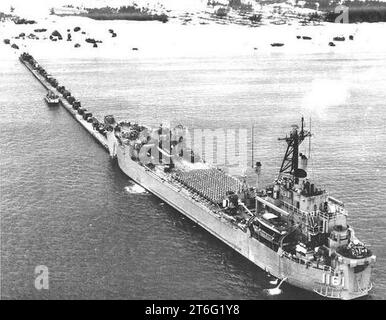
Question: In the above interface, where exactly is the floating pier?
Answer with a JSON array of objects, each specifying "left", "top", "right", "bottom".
[{"left": 19, "top": 54, "right": 109, "bottom": 150}]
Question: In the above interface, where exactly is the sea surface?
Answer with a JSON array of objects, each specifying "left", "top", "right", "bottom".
[{"left": 1, "top": 52, "right": 385, "bottom": 299}]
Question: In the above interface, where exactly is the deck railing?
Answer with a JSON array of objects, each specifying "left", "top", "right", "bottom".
[{"left": 281, "top": 250, "right": 332, "bottom": 272}]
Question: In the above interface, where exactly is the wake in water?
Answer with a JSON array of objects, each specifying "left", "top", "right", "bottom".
[
  {"left": 264, "top": 277, "right": 287, "bottom": 297},
  {"left": 124, "top": 183, "right": 148, "bottom": 194}
]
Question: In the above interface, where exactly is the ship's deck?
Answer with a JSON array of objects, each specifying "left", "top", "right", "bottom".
[{"left": 172, "top": 168, "right": 242, "bottom": 204}]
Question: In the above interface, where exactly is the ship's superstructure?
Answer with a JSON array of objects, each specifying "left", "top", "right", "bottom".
[{"left": 19, "top": 52, "right": 376, "bottom": 300}]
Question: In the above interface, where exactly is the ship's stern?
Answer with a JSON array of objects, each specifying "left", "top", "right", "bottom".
[
  {"left": 312, "top": 249, "right": 376, "bottom": 300},
  {"left": 337, "top": 253, "right": 376, "bottom": 300}
]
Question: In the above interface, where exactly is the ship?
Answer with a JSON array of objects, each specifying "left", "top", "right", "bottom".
[
  {"left": 18, "top": 52, "right": 376, "bottom": 300},
  {"left": 45, "top": 90, "right": 60, "bottom": 106},
  {"left": 105, "top": 117, "right": 376, "bottom": 300}
]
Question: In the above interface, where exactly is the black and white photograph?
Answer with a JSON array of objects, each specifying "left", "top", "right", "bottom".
[{"left": 0, "top": 0, "right": 385, "bottom": 305}]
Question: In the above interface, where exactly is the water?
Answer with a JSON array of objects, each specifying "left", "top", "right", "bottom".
[{"left": 1, "top": 52, "right": 385, "bottom": 299}]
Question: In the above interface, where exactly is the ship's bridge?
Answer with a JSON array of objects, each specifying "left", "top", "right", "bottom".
[
  {"left": 266, "top": 176, "right": 349, "bottom": 238},
  {"left": 273, "top": 176, "right": 328, "bottom": 214}
]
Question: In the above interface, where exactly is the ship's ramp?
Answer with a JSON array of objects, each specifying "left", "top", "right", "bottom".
[{"left": 173, "top": 168, "right": 242, "bottom": 204}]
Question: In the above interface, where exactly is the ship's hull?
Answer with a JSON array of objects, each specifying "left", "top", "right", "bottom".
[{"left": 109, "top": 135, "right": 371, "bottom": 300}]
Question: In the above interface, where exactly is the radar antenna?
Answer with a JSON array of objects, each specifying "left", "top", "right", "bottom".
[{"left": 278, "top": 117, "right": 311, "bottom": 178}]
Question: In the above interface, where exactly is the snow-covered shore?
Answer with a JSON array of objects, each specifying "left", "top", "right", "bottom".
[
  {"left": 1, "top": 12, "right": 386, "bottom": 61},
  {"left": 1, "top": 0, "right": 386, "bottom": 61}
]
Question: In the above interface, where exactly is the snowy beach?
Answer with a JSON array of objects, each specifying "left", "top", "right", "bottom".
[
  {"left": 1, "top": 17, "right": 386, "bottom": 60},
  {"left": 1, "top": 0, "right": 386, "bottom": 60}
]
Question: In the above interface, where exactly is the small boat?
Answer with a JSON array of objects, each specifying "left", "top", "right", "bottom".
[
  {"left": 333, "top": 36, "right": 345, "bottom": 41},
  {"left": 45, "top": 90, "right": 59, "bottom": 106}
]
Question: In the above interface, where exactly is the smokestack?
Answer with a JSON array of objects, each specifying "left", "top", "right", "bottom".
[{"left": 299, "top": 153, "right": 308, "bottom": 172}]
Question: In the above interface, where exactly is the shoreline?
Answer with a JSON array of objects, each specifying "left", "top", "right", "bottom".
[{"left": 2, "top": 15, "right": 386, "bottom": 61}]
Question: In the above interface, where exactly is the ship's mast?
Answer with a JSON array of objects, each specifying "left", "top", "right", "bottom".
[
  {"left": 251, "top": 124, "right": 254, "bottom": 168},
  {"left": 278, "top": 117, "right": 311, "bottom": 178},
  {"left": 308, "top": 117, "right": 312, "bottom": 159}
]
